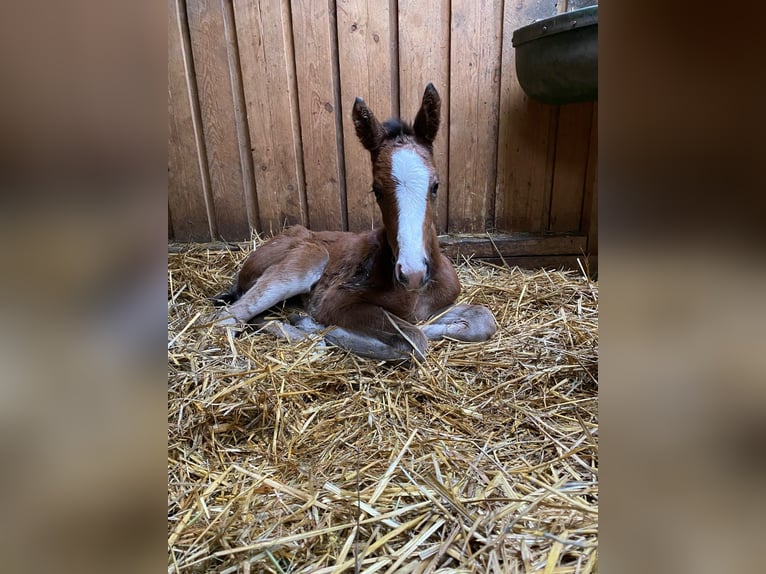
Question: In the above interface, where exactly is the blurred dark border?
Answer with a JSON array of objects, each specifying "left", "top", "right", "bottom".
[
  {"left": 0, "top": 2, "right": 166, "bottom": 573},
  {"left": 601, "top": 2, "right": 766, "bottom": 572}
]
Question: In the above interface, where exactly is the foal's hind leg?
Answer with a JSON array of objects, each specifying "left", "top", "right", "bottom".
[
  {"left": 421, "top": 304, "right": 497, "bottom": 342},
  {"left": 215, "top": 244, "right": 329, "bottom": 325}
]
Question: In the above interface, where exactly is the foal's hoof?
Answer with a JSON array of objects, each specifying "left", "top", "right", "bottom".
[
  {"left": 212, "top": 311, "right": 239, "bottom": 329},
  {"left": 287, "top": 313, "right": 325, "bottom": 334},
  {"left": 391, "top": 329, "right": 428, "bottom": 362}
]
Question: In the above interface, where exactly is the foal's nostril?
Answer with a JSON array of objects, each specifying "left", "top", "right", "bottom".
[
  {"left": 395, "top": 263, "right": 408, "bottom": 285},
  {"left": 395, "top": 262, "right": 432, "bottom": 289}
]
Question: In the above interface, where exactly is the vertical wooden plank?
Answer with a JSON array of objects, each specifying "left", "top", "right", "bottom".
[
  {"left": 187, "top": 0, "right": 254, "bottom": 240},
  {"left": 550, "top": 0, "right": 598, "bottom": 235},
  {"left": 549, "top": 102, "right": 594, "bottom": 231},
  {"left": 291, "top": 0, "right": 346, "bottom": 231},
  {"left": 234, "top": 0, "right": 306, "bottom": 235},
  {"left": 581, "top": 103, "right": 598, "bottom": 255},
  {"left": 495, "top": 1, "right": 560, "bottom": 233},
  {"left": 336, "top": 0, "right": 394, "bottom": 232},
  {"left": 448, "top": 0, "right": 503, "bottom": 233},
  {"left": 587, "top": 169, "right": 597, "bottom": 254},
  {"left": 398, "top": 0, "right": 450, "bottom": 234},
  {"left": 168, "top": 0, "right": 213, "bottom": 241}
]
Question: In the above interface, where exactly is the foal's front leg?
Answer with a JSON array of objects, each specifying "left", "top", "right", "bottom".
[
  {"left": 215, "top": 244, "right": 329, "bottom": 325},
  {"left": 421, "top": 304, "right": 497, "bottom": 342},
  {"left": 309, "top": 304, "right": 429, "bottom": 361},
  {"left": 282, "top": 313, "right": 421, "bottom": 361}
]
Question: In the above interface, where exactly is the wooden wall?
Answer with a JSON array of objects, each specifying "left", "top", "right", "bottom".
[{"left": 169, "top": 0, "right": 598, "bottom": 266}]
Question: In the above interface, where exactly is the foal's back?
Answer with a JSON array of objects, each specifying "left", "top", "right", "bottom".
[{"left": 234, "top": 226, "right": 376, "bottom": 291}]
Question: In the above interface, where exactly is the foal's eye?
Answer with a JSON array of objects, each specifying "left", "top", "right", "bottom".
[
  {"left": 430, "top": 182, "right": 439, "bottom": 199},
  {"left": 372, "top": 186, "right": 383, "bottom": 202}
]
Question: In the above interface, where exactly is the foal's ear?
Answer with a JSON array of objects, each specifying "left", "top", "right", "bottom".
[
  {"left": 413, "top": 83, "right": 440, "bottom": 145},
  {"left": 352, "top": 97, "right": 385, "bottom": 152}
]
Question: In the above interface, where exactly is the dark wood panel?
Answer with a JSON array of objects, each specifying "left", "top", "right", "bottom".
[
  {"left": 549, "top": 102, "right": 594, "bottom": 232},
  {"left": 439, "top": 233, "right": 586, "bottom": 259},
  {"left": 455, "top": 255, "right": 591, "bottom": 271},
  {"left": 495, "top": 0, "right": 560, "bottom": 233},
  {"left": 581, "top": 104, "right": 598, "bottom": 254}
]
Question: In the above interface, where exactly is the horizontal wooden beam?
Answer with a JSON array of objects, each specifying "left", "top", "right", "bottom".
[
  {"left": 169, "top": 232, "right": 587, "bottom": 256},
  {"left": 168, "top": 234, "right": 597, "bottom": 274},
  {"left": 468, "top": 255, "right": 596, "bottom": 273},
  {"left": 438, "top": 233, "right": 587, "bottom": 259},
  {"left": 168, "top": 242, "right": 244, "bottom": 253}
]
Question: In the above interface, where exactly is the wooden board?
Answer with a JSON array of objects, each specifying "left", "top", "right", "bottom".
[
  {"left": 168, "top": 0, "right": 597, "bottom": 242},
  {"left": 448, "top": 0, "right": 504, "bottom": 233},
  {"left": 336, "top": 0, "right": 395, "bottom": 231},
  {"left": 234, "top": 0, "right": 307, "bottom": 235},
  {"left": 292, "top": 0, "right": 346, "bottom": 231},
  {"left": 455, "top": 255, "right": 590, "bottom": 270},
  {"left": 494, "top": 1, "right": 560, "bottom": 233},
  {"left": 581, "top": 103, "right": 598, "bottom": 255},
  {"left": 549, "top": 102, "right": 594, "bottom": 231},
  {"left": 168, "top": 0, "right": 213, "bottom": 241},
  {"left": 186, "top": 0, "right": 253, "bottom": 240},
  {"left": 439, "top": 233, "right": 586, "bottom": 259},
  {"left": 398, "top": 0, "right": 450, "bottom": 234},
  {"left": 222, "top": 0, "right": 261, "bottom": 233}
]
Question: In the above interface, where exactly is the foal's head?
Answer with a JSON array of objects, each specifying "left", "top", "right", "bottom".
[{"left": 352, "top": 84, "right": 441, "bottom": 291}]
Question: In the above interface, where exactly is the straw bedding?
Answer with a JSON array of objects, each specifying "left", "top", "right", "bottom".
[{"left": 168, "top": 239, "right": 598, "bottom": 573}]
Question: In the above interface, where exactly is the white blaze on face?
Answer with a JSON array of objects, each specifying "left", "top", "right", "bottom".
[{"left": 391, "top": 148, "right": 430, "bottom": 278}]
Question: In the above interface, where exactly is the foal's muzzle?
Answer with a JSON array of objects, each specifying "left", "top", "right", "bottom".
[{"left": 395, "top": 260, "right": 431, "bottom": 291}]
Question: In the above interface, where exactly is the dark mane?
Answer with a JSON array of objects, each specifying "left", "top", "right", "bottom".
[{"left": 382, "top": 119, "right": 414, "bottom": 141}]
